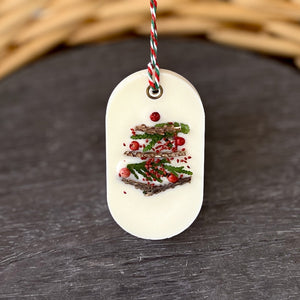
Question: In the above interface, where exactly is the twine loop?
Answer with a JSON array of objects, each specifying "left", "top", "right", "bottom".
[{"left": 147, "top": 0, "right": 160, "bottom": 92}]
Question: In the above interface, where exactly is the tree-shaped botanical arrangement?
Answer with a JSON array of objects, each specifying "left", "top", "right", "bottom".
[{"left": 119, "top": 112, "right": 193, "bottom": 196}]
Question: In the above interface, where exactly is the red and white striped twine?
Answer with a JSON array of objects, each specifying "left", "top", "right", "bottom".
[{"left": 147, "top": 0, "right": 160, "bottom": 92}]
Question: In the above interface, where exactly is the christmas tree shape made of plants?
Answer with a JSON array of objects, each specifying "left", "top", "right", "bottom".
[{"left": 119, "top": 112, "right": 193, "bottom": 196}]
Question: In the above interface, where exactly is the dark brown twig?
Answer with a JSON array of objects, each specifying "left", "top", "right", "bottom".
[
  {"left": 124, "top": 150, "right": 186, "bottom": 158},
  {"left": 135, "top": 124, "right": 180, "bottom": 135},
  {"left": 122, "top": 176, "right": 191, "bottom": 196}
]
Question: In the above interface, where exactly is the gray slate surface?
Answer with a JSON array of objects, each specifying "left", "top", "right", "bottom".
[{"left": 0, "top": 38, "right": 299, "bottom": 299}]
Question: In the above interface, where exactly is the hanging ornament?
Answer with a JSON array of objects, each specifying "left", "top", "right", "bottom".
[{"left": 106, "top": 0, "right": 205, "bottom": 240}]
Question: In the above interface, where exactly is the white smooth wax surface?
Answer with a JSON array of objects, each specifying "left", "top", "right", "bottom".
[{"left": 106, "top": 69, "right": 205, "bottom": 240}]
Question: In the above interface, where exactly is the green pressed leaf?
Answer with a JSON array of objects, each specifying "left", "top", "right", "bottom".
[
  {"left": 165, "top": 132, "right": 174, "bottom": 138},
  {"left": 135, "top": 168, "right": 152, "bottom": 181},
  {"left": 127, "top": 162, "right": 150, "bottom": 181},
  {"left": 130, "top": 133, "right": 165, "bottom": 152},
  {"left": 180, "top": 123, "right": 190, "bottom": 134},
  {"left": 143, "top": 134, "right": 162, "bottom": 152},
  {"left": 164, "top": 164, "right": 193, "bottom": 176},
  {"left": 156, "top": 169, "right": 164, "bottom": 176},
  {"left": 126, "top": 161, "right": 163, "bottom": 182},
  {"left": 150, "top": 172, "right": 163, "bottom": 183},
  {"left": 131, "top": 133, "right": 156, "bottom": 140},
  {"left": 180, "top": 169, "right": 193, "bottom": 175},
  {"left": 127, "top": 165, "right": 138, "bottom": 179},
  {"left": 154, "top": 122, "right": 190, "bottom": 134}
]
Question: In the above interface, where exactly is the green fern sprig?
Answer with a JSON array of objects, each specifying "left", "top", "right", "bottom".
[
  {"left": 131, "top": 133, "right": 174, "bottom": 152},
  {"left": 126, "top": 159, "right": 192, "bottom": 182},
  {"left": 131, "top": 133, "right": 162, "bottom": 140},
  {"left": 155, "top": 122, "right": 190, "bottom": 134},
  {"left": 164, "top": 164, "right": 193, "bottom": 177},
  {"left": 126, "top": 161, "right": 163, "bottom": 183}
]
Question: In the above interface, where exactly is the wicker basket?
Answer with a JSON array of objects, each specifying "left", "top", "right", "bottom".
[{"left": 1, "top": 0, "right": 300, "bottom": 79}]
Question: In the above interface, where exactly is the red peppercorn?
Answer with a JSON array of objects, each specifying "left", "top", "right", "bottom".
[
  {"left": 175, "top": 136, "right": 185, "bottom": 146},
  {"left": 129, "top": 141, "right": 140, "bottom": 151},
  {"left": 150, "top": 112, "right": 160, "bottom": 122},
  {"left": 168, "top": 174, "right": 178, "bottom": 183},
  {"left": 119, "top": 168, "right": 130, "bottom": 178}
]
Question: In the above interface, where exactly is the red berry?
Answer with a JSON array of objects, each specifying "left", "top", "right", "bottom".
[
  {"left": 150, "top": 112, "right": 160, "bottom": 122},
  {"left": 175, "top": 136, "right": 185, "bottom": 146},
  {"left": 119, "top": 168, "right": 130, "bottom": 178},
  {"left": 168, "top": 174, "right": 178, "bottom": 183},
  {"left": 130, "top": 141, "right": 140, "bottom": 151}
]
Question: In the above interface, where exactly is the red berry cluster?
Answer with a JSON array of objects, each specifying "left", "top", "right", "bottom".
[
  {"left": 130, "top": 128, "right": 136, "bottom": 136},
  {"left": 153, "top": 138, "right": 174, "bottom": 153},
  {"left": 151, "top": 135, "right": 186, "bottom": 153},
  {"left": 143, "top": 158, "right": 181, "bottom": 184},
  {"left": 143, "top": 158, "right": 167, "bottom": 183},
  {"left": 176, "top": 156, "right": 191, "bottom": 167}
]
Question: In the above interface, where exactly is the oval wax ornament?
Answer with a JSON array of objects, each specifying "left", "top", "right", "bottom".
[{"left": 106, "top": 69, "right": 205, "bottom": 240}]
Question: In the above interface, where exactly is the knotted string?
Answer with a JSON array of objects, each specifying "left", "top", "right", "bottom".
[{"left": 147, "top": 0, "right": 160, "bottom": 92}]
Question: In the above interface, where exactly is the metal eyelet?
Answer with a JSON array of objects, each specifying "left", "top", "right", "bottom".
[{"left": 146, "top": 85, "right": 163, "bottom": 99}]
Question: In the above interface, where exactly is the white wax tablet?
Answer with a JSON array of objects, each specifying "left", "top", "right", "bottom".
[{"left": 106, "top": 69, "right": 205, "bottom": 240}]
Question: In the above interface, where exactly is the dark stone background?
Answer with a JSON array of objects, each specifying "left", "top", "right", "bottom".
[{"left": 0, "top": 38, "right": 299, "bottom": 299}]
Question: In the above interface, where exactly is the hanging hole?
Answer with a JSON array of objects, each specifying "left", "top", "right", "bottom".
[{"left": 146, "top": 85, "right": 163, "bottom": 99}]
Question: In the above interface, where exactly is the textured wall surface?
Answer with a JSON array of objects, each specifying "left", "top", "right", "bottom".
[{"left": 0, "top": 38, "right": 299, "bottom": 299}]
